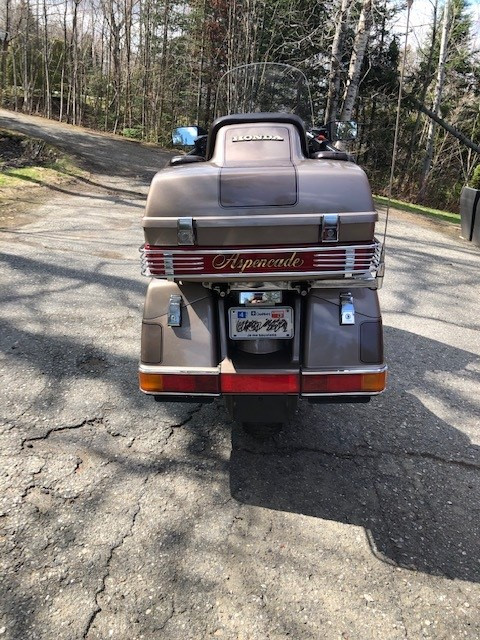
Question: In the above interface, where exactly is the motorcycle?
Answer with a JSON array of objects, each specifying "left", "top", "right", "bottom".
[{"left": 139, "top": 63, "right": 386, "bottom": 438}]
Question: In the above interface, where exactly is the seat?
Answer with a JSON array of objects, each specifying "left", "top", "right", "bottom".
[{"left": 205, "top": 112, "right": 309, "bottom": 160}]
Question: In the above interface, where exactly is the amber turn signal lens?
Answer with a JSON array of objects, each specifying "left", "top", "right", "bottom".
[{"left": 361, "top": 371, "right": 387, "bottom": 392}]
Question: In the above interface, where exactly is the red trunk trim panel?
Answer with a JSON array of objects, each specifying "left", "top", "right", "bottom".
[{"left": 140, "top": 242, "right": 381, "bottom": 279}]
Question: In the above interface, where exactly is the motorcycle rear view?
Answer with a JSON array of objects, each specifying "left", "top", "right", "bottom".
[{"left": 139, "top": 63, "right": 387, "bottom": 437}]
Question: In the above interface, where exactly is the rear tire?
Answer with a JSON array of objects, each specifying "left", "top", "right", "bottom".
[{"left": 242, "top": 422, "right": 283, "bottom": 440}]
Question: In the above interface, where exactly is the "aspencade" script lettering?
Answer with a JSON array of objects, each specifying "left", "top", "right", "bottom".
[{"left": 212, "top": 252, "right": 304, "bottom": 273}]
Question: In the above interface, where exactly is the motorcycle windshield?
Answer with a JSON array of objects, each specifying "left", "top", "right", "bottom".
[{"left": 214, "top": 63, "right": 314, "bottom": 129}]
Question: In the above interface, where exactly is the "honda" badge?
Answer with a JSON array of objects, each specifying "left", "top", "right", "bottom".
[{"left": 231, "top": 134, "right": 284, "bottom": 142}]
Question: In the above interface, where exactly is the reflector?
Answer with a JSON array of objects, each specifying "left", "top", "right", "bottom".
[{"left": 221, "top": 373, "right": 299, "bottom": 394}]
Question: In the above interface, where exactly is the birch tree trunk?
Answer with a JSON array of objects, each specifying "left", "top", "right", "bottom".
[
  {"left": 418, "top": 0, "right": 451, "bottom": 199},
  {"left": 401, "top": 0, "right": 438, "bottom": 179},
  {"left": 59, "top": 0, "right": 68, "bottom": 122},
  {"left": 325, "top": 0, "right": 350, "bottom": 123},
  {"left": 22, "top": 0, "right": 31, "bottom": 112},
  {"left": 340, "top": 0, "right": 372, "bottom": 121},
  {"left": 42, "top": 0, "right": 51, "bottom": 118},
  {"left": 0, "top": 0, "right": 11, "bottom": 106},
  {"left": 156, "top": 0, "right": 170, "bottom": 140},
  {"left": 71, "top": 0, "right": 81, "bottom": 125},
  {"left": 195, "top": 0, "right": 207, "bottom": 124}
]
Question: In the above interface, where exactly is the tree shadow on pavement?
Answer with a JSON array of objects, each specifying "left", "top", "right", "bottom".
[
  {"left": 2, "top": 171, "right": 145, "bottom": 206},
  {"left": 1, "top": 310, "right": 479, "bottom": 637},
  {"left": 230, "top": 325, "right": 480, "bottom": 583}
]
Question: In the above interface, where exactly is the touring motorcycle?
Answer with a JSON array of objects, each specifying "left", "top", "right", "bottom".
[{"left": 139, "top": 63, "right": 386, "bottom": 437}]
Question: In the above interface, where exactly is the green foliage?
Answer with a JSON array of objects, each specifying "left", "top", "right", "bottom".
[
  {"left": 470, "top": 166, "right": 480, "bottom": 189},
  {"left": 1, "top": 0, "right": 478, "bottom": 212},
  {"left": 122, "top": 128, "right": 143, "bottom": 140},
  {"left": 373, "top": 195, "right": 460, "bottom": 223}
]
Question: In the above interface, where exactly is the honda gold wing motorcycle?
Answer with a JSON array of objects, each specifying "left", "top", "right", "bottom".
[{"left": 139, "top": 63, "right": 386, "bottom": 437}]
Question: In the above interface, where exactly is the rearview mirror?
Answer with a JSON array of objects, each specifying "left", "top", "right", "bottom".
[
  {"left": 172, "top": 126, "right": 200, "bottom": 148},
  {"left": 330, "top": 120, "right": 358, "bottom": 142}
]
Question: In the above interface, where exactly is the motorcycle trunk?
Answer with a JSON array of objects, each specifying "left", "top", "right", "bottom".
[{"left": 139, "top": 114, "right": 386, "bottom": 430}]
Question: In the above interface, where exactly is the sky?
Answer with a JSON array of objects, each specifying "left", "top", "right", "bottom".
[{"left": 395, "top": 0, "right": 480, "bottom": 50}]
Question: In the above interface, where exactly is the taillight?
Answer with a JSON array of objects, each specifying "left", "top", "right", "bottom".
[
  {"left": 301, "top": 371, "right": 386, "bottom": 394},
  {"left": 221, "top": 373, "right": 299, "bottom": 394},
  {"left": 139, "top": 372, "right": 220, "bottom": 394}
]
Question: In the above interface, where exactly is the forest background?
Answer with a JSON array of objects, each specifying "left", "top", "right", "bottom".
[{"left": 0, "top": 0, "right": 479, "bottom": 212}]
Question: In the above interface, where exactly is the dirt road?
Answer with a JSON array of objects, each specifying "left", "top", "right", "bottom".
[{"left": 1, "top": 110, "right": 479, "bottom": 640}]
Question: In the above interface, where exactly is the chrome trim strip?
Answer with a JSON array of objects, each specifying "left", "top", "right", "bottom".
[
  {"left": 139, "top": 365, "right": 220, "bottom": 375},
  {"left": 147, "top": 267, "right": 205, "bottom": 272},
  {"left": 142, "top": 242, "right": 379, "bottom": 256},
  {"left": 142, "top": 211, "right": 378, "bottom": 226},
  {"left": 302, "top": 365, "right": 387, "bottom": 375},
  {"left": 141, "top": 390, "right": 221, "bottom": 397},
  {"left": 227, "top": 279, "right": 378, "bottom": 289},
  {"left": 146, "top": 270, "right": 375, "bottom": 280},
  {"left": 301, "top": 390, "right": 385, "bottom": 397}
]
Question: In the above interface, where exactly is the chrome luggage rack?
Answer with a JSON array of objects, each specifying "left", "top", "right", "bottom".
[{"left": 140, "top": 240, "right": 384, "bottom": 288}]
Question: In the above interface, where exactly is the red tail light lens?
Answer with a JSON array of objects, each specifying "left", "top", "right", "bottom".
[
  {"left": 301, "top": 371, "right": 386, "bottom": 394},
  {"left": 139, "top": 372, "right": 220, "bottom": 394},
  {"left": 221, "top": 373, "right": 299, "bottom": 394}
]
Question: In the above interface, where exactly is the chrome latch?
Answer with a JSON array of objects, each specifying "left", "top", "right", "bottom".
[
  {"left": 340, "top": 293, "right": 355, "bottom": 325},
  {"left": 321, "top": 214, "right": 339, "bottom": 243},
  {"left": 168, "top": 295, "right": 182, "bottom": 327},
  {"left": 177, "top": 217, "right": 195, "bottom": 245}
]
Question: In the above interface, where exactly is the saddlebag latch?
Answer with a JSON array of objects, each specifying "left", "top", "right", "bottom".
[
  {"left": 168, "top": 295, "right": 182, "bottom": 327},
  {"left": 321, "top": 214, "right": 339, "bottom": 242},
  {"left": 177, "top": 217, "right": 196, "bottom": 245},
  {"left": 340, "top": 292, "right": 355, "bottom": 325}
]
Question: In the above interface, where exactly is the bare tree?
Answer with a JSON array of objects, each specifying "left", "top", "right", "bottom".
[
  {"left": 340, "top": 0, "right": 372, "bottom": 121},
  {"left": 418, "top": 0, "right": 451, "bottom": 199},
  {"left": 0, "top": 0, "right": 11, "bottom": 105},
  {"left": 325, "top": 0, "right": 350, "bottom": 123}
]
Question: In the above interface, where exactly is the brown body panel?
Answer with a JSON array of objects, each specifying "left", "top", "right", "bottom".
[{"left": 143, "top": 122, "right": 376, "bottom": 248}]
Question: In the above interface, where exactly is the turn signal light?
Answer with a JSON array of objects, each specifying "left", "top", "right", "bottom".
[
  {"left": 139, "top": 372, "right": 220, "bottom": 394},
  {"left": 221, "top": 373, "right": 299, "bottom": 394},
  {"left": 301, "top": 371, "right": 386, "bottom": 394}
]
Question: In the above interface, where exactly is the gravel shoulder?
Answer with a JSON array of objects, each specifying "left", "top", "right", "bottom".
[{"left": 1, "top": 110, "right": 479, "bottom": 640}]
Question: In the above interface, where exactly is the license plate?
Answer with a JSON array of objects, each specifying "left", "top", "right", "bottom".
[{"left": 229, "top": 307, "right": 294, "bottom": 340}]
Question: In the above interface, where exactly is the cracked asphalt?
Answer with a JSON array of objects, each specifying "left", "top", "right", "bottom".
[{"left": 1, "top": 110, "right": 480, "bottom": 640}]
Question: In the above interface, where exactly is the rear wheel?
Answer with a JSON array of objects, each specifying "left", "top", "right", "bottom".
[
  {"left": 242, "top": 422, "right": 283, "bottom": 440},
  {"left": 225, "top": 395, "right": 298, "bottom": 429}
]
